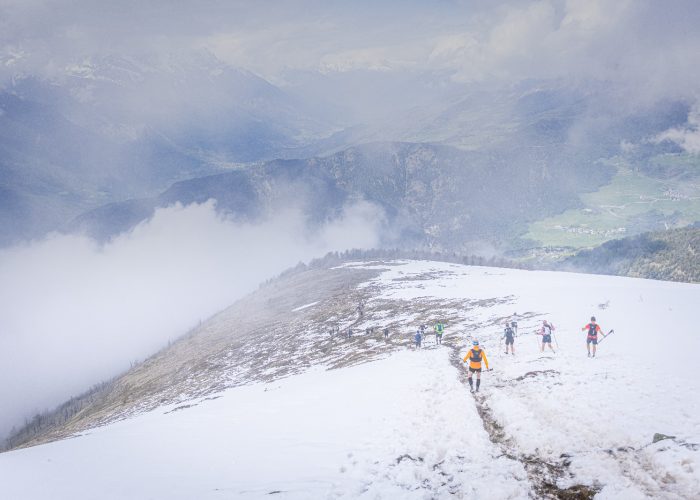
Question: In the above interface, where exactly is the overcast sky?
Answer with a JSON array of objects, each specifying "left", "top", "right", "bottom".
[{"left": 1, "top": 0, "right": 699, "bottom": 102}]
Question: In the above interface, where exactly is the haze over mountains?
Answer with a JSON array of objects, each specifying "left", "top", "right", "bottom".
[
  {"left": 3, "top": 66, "right": 695, "bottom": 250},
  {"left": 0, "top": 52, "right": 337, "bottom": 244},
  {"left": 1, "top": 0, "right": 700, "bottom": 466},
  {"left": 2, "top": 1, "right": 700, "bottom": 248}
]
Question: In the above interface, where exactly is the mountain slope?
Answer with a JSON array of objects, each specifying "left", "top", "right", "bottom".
[
  {"left": 0, "top": 350, "right": 529, "bottom": 499},
  {"left": 559, "top": 226, "right": 700, "bottom": 283},
  {"left": 72, "top": 141, "right": 614, "bottom": 248},
  {"left": 0, "top": 54, "right": 335, "bottom": 245},
  {"left": 2, "top": 260, "right": 699, "bottom": 498}
]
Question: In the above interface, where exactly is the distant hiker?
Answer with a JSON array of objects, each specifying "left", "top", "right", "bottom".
[
  {"left": 503, "top": 323, "right": 516, "bottom": 355},
  {"left": 434, "top": 321, "right": 445, "bottom": 345},
  {"left": 347, "top": 328, "right": 353, "bottom": 338},
  {"left": 539, "top": 320, "right": 556, "bottom": 353},
  {"left": 383, "top": 328, "right": 389, "bottom": 339},
  {"left": 463, "top": 340, "right": 489, "bottom": 392},
  {"left": 414, "top": 330, "right": 423, "bottom": 349},
  {"left": 582, "top": 316, "right": 605, "bottom": 357},
  {"left": 420, "top": 324, "right": 426, "bottom": 335},
  {"left": 366, "top": 327, "right": 370, "bottom": 335},
  {"left": 510, "top": 313, "right": 518, "bottom": 334}
]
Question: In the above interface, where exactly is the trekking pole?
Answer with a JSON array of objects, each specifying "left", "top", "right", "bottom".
[
  {"left": 553, "top": 331, "right": 560, "bottom": 349},
  {"left": 597, "top": 329, "right": 614, "bottom": 345}
]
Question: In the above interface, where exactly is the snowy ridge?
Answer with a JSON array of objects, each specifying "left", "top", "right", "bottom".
[
  {"left": 1, "top": 260, "right": 699, "bottom": 498},
  {"left": 345, "top": 260, "right": 700, "bottom": 498}
]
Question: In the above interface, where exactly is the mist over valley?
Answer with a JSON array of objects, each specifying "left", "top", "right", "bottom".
[{"left": 0, "top": 2, "right": 699, "bottom": 497}]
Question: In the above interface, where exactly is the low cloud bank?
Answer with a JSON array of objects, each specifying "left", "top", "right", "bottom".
[{"left": 0, "top": 200, "right": 383, "bottom": 438}]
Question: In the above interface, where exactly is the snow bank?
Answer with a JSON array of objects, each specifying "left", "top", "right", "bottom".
[
  {"left": 346, "top": 260, "right": 700, "bottom": 497},
  {"left": 0, "top": 349, "right": 528, "bottom": 499}
]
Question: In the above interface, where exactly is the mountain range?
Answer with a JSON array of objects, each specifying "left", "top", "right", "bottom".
[
  {"left": 1, "top": 52, "right": 697, "bottom": 259},
  {"left": 0, "top": 53, "right": 335, "bottom": 245},
  {"left": 72, "top": 140, "right": 615, "bottom": 250}
]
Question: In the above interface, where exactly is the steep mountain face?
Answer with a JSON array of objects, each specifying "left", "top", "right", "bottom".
[
  {"left": 5, "top": 265, "right": 383, "bottom": 448},
  {"left": 559, "top": 225, "right": 700, "bottom": 283},
  {"left": 72, "top": 141, "right": 615, "bottom": 249},
  {"left": 4, "top": 260, "right": 699, "bottom": 498},
  {"left": 0, "top": 54, "right": 335, "bottom": 245},
  {"left": 69, "top": 79, "right": 695, "bottom": 251}
]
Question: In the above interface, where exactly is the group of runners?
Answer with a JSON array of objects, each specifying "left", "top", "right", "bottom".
[
  {"left": 413, "top": 314, "right": 610, "bottom": 393},
  {"left": 502, "top": 315, "right": 609, "bottom": 357},
  {"left": 413, "top": 321, "right": 445, "bottom": 348}
]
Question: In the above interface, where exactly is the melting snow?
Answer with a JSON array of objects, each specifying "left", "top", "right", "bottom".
[
  {"left": 291, "top": 301, "right": 319, "bottom": 312},
  {"left": 1, "top": 261, "right": 699, "bottom": 498}
]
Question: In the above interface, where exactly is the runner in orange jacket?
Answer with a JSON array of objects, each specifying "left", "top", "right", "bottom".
[{"left": 463, "top": 340, "right": 489, "bottom": 393}]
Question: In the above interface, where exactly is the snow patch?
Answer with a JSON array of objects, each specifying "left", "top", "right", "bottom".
[{"left": 291, "top": 301, "right": 319, "bottom": 312}]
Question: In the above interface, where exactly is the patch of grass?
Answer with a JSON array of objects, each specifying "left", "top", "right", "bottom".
[
  {"left": 650, "top": 152, "right": 700, "bottom": 172},
  {"left": 526, "top": 161, "right": 700, "bottom": 248}
]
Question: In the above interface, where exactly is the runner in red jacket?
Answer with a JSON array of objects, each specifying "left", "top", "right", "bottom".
[{"left": 582, "top": 316, "right": 605, "bottom": 358}]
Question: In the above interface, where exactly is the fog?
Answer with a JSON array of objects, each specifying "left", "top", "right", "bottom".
[
  {"left": 3, "top": 0, "right": 700, "bottom": 159},
  {"left": 1, "top": 0, "right": 699, "bottom": 441},
  {"left": 0, "top": 200, "right": 383, "bottom": 438},
  {"left": 211, "top": 0, "right": 700, "bottom": 105},
  {"left": 3, "top": 1, "right": 700, "bottom": 112}
]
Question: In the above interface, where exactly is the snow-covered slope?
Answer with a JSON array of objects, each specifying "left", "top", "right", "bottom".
[
  {"left": 1, "top": 261, "right": 699, "bottom": 498},
  {"left": 0, "top": 350, "right": 526, "bottom": 499}
]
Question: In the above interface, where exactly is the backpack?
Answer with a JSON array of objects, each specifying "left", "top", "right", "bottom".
[
  {"left": 436, "top": 323, "right": 444, "bottom": 333},
  {"left": 469, "top": 348, "right": 482, "bottom": 362},
  {"left": 588, "top": 323, "right": 598, "bottom": 337},
  {"left": 505, "top": 326, "right": 514, "bottom": 336},
  {"left": 543, "top": 324, "right": 551, "bottom": 335}
]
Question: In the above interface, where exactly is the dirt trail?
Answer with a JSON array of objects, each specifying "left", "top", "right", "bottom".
[{"left": 445, "top": 341, "right": 598, "bottom": 499}]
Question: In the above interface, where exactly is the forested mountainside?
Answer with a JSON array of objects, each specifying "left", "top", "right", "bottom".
[
  {"left": 559, "top": 226, "right": 700, "bottom": 283},
  {"left": 72, "top": 141, "right": 614, "bottom": 249}
]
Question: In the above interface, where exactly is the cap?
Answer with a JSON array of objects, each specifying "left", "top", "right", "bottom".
[{"left": 472, "top": 340, "right": 479, "bottom": 346}]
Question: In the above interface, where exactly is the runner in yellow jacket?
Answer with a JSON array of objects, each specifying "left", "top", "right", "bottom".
[{"left": 463, "top": 340, "right": 489, "bottom": 393}]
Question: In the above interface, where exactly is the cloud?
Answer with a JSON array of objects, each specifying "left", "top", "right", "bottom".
[
  {"left": 0, "top": 199, "right": 383, "bottom": 438},
  {"left": 427, "top": 1, "right": 630, "bottom": 81},
  {"left": 655, "top": 105, "right": 700, "bottom": 154},
  {"left": 2, "top": 1, "right": 699, "bottom": 107}
]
